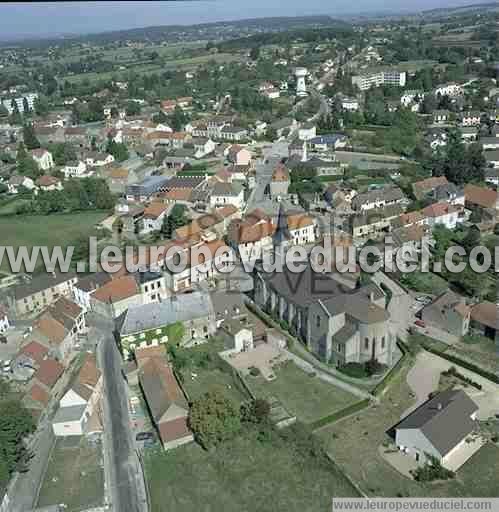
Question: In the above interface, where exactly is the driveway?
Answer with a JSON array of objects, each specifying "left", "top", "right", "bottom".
[{"left": 404, "top": 351, "right": 499, "bottom": 421}]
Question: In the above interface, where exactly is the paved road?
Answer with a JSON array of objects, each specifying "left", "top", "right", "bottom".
[{"left": 93, "top": 315, "right": 148, "bottom": 512}]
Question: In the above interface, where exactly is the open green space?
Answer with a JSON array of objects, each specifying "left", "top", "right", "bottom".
[
  {"left": 175, "top": 340, "right": 249, "bottom": 406},
  {"left": 0, "top": 211, "right": 108, "bottom": 272},
  {"left": 399, "top": 270, "right": 449, "bottom": 296},
  {"left": 37, "top": 437, "right": 104, "bottom": 511},
  {"left": 316, "top": 361, "right": 499, "bottom": 497},
  {"left": 245, "top": 360, "right": 358, "bottom": 424},
  {"left": 146, "top": 426, "right": 360, "bottom": 512}
]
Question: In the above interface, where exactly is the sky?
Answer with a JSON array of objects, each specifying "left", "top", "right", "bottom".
[{"left": 0, "top": 0, "right": 491, "bottom": 39}]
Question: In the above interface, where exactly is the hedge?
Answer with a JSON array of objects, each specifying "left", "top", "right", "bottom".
[
  {"left": 372, "top": 339, "right": 410, "bottom": 397},
  {"left": 421, "top": 343, "right": 499, "bottom": 384},
  {"left": 310, "top": 399, "right": 371, "bottom": 430}
]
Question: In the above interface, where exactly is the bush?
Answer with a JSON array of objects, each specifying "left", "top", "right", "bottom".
[
  {"left": 248, "top": 366, "right": 260, "bottom": 377},
  {"left": 412, "top": 455, "right": 455, "bottom": 482},
  {"left": 442, "top": 366, "right": 482, "bottom": 390}
]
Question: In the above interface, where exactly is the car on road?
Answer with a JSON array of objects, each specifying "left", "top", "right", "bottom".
[
  {"left": 136, "top": 432, "right": 154, "bottom": 442},
  {"left": 415, "top": 296, "right": 432, "bottom": 304},
  {"left": 414, "top": 319, "right": 426, "bottom": 328}
]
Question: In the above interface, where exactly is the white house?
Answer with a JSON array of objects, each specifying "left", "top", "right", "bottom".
[
  {"left": 72, "top": 272, "right": 112, "bottom": 312},
  {"left": 401, "top": 90, "right": 424, "bottom": 107},
  {"left": 209, "top": 181, "right": 245, "bottom": 209},
  {"left": 460, "top": 111, "right": 481, "bottom": 127},
  {"left": 52, "top": 353, "right": 103, "bottom": 437},
  {"left": 192, "top": 137, "right": 216, "bottom": 159},
  {"left": 36, "top": 175, "right": 63, "bottom": 191},
  {"left": 30, "top": 149, "right": 54, "bottom": 171},
  {"left": 422, "top": 202, "right": 461, "bottom": 229},
  {"left": 339, "top": 96, "right": 359, "bottom": 111},
  {"left": 435, "top": 83, "right": 463, "bottom": 97},
  {"left": 0, "top": 306, "right": 9, "bottom": 333},
  {"left": 62, "top": 160, "right": 90, "bottom": 178},
  {"left": 84, "top": 151, "right": 115, "bottom": 167},
  {"left": 298, "top": 123, "right": 317, "bottom": 141},
  {"left": 395, "top": 390, "right": 479, "bottom": 470},
  {"left": 227, "top": 145, "right": 251, "bottom": 166},
  {"left": 163, "top": 239, "right": 233, "bottom": 292},
  {"left": 287, "top": 213, "right": 317, "bottom": 245},
  {"left": 141, "top": 202, "right": 169, "bottom": 234},
  {"left": 7, "top": 175, "right": 36, "bottom": 194}
]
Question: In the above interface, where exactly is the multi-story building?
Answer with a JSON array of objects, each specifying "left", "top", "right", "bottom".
[
  {"left": 352, "top": 70, "right": 406, "bottom": 91},
  {"left": 1, "top": 93, "right": 38, "bottom": 114},
  {"left": 13, "top": 272, "right": 78, "bottom": 316}
]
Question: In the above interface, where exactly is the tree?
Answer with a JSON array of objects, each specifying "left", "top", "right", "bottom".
[
  {"left": 125, "top": 101, "right": 141, "bottom": 116},
  {"left": 106, "top": 137, "right": 129, "bottom": 162},
  {"left": 170, "top": 105, "right": 186, "bottom": 131},
  {"left": 164, "top": 322, "right": 185, "bottom": 345},
  {"left": 249, "top": 47, "right": 260, "bottom": 61},
  {"left": 0, "top": 104, "right": 9, "bottom": 118},
  {"left": 265, "top": 126, "right": 278, "bottom": 142},
  {"left": 34, "top": 95, "right": 50, "bottom": 116},
  {"left": 9, "top": 101, "right": 22, "bottom": 125},
  {"left": 16, "top": 142, "right": 40, "bottom": 179},
  {"left": 22, "top": 124, "right": 40, "bottom": 150},
  {"left": 241, "top": 399, "right": 270, "bottom": 424},
  {"left": 189, "top": 391, "right": 241, "bottom": 449},
  {"left": 161, "top": 204, "right": 188, "bottom": 238}
]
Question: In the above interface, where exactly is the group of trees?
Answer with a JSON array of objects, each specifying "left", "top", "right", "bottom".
[
  {"left": 106, "top": 137, "right": 129, "bottom": 162},
  {"left": 16, "top": 143, "right": 41, "bottom": 179},
  {"left": 427, "top": 130, "right": 485, "bottom": 185},
  {"left": 0, "top": 380, "right": 36, "bottom": 490},
  {"left": 16, "top": 177, "right": 115, "bottom": 215},
  {"left": 161, "top": 204, "right": 189, "bottom": 238}
]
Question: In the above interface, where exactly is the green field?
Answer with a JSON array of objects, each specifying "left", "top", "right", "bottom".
[
  {"left": 37, "top": 437, "right": 104, "bottom": 511},
  {"left": 0, "top": 211, "right": 108, "bottom": 272},
  {"left": 64, "top": 52, "right": 241, "bottom": 83},
  {"left": 245, "top": 361, "right": 358, "bottom": 424},
  {"left": 146, "top": 427, "right": 360, "bottom": 512}
]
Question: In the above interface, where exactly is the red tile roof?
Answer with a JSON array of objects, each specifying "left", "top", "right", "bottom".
[
  {"left": 18, "top": 340, "right": 49, "bottom": 366},
  {"left": 422, "top": 202, "right": 458, "bottom": 218},
  {"left": 159, "top": 416, "right": 192, "bottom": 444},
  {"left": 34, "top": 358, "right": 64, "bottom": 389},
  {"left": 92, "top": 275, "right": 138, "bottom": 303},
  {"left": 29, "top": 383, "right": 50, "bottom": 406},
  {"left": 465, "top": 184, "right": 499, "bottom": 210}
]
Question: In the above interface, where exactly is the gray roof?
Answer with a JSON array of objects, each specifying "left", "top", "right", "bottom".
[
  {"left": 14, "top": 272, "right": 77, "bottom": 301},
  {"left": 210, "top": 290, "right": 245, "bottom": 319},
  {"left": 119, "top": 291, "right": 214, "bottom": 336},
  {"left": 321, "top": 289, "right": 389, "bottom": 324},
  {"left": 75, "top": 272, "right": 111, "bottom": 293},
  {"left": 52, "top": 404, "right": 86, "bottom": 424},
  {"left": 212, "top": 181, "right": 242, "bottom": 197},
  {"left": 351, "top": 187, "right": 405, "bottom": 210},
  {"left": 395, "top": 390, "right": 478, "bottom": 457}
]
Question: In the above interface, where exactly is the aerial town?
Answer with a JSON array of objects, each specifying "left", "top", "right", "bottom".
[{"left": 0, "top": 2, "right": 497, "bottom": 512}]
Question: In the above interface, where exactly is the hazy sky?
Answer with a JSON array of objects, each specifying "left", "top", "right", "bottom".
[{"left": 0, "top": 0, "right": 489, "bottom": 38}]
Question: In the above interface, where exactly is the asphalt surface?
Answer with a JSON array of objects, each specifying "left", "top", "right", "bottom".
[{"left": 94, "top": 315, "right": 148, "bottom": 512}]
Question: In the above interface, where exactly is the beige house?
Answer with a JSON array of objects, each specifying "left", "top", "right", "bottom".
[
  {"left": 13, "top": 272, "right": 78, "bottom": 316},
  {"left": 421, "top": 291, "right": 470, "bottom": 337}
]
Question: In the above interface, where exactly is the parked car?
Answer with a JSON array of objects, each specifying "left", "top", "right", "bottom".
[
  {"left": 136, "top": 432, "right": 154, "bottom": 442},
  {"left": 414, "top": 319, "right": 426, "bottom": 328}
]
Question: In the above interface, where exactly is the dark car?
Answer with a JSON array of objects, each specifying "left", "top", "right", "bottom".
[{"left": 136, "top": 432, "right": 154, "bottom": 442}]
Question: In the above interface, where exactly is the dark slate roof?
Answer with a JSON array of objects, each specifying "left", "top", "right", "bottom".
[
  {"left": 14, "top": 272, "right": 77, "bottom": 301},
  {"left": 75, "top": 272, "right": 111, "bottom": 293},
  {"left": 395, "top": 389, "right": 478, "bottom": 457}
]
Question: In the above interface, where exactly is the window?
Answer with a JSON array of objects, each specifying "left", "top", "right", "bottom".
[
  {"left": 364, "top": 338, "right": 369, "bottom": 350},
  {"left": 203, "top": 326, "right": 208, "bottom": 333},
  {"left": 381, "top": 336, "right": 386, "bottom": 349},
  {"left": 144, "top": 285, "right": 149, "bottom": 292},
  {"left": 337, "top": 344, "right": 342, "bottom": 352},
  {"left": 316, "top": 315, "right": 321, "bottom": 328}
]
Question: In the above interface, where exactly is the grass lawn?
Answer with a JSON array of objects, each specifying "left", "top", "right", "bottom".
[
  {"left": 37, "top": 437, "right": 104, "bottom": 511},
  {"left": 399, "top": 271, "right": 448, "bottom": 296},
  {"left": 245, "top": 361, "right": 358, "bottom": 424},
  {"left": 0, "top": 196, "right": 29, "bottom": 215},
  {"left": 145, "top": 428, "right": 360, "bottom": 512},
  {"left": 176, "top": 340, "right": 249, "bottom": 406},
  {"left": 446, "top": 335, "right": 498, "bottom": 374},
  {"left": 0, "top": 211, "right": 108, "bottom": 272},
  {"left": 316, "top": 360, "right": 499, "bottom": 497}
]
